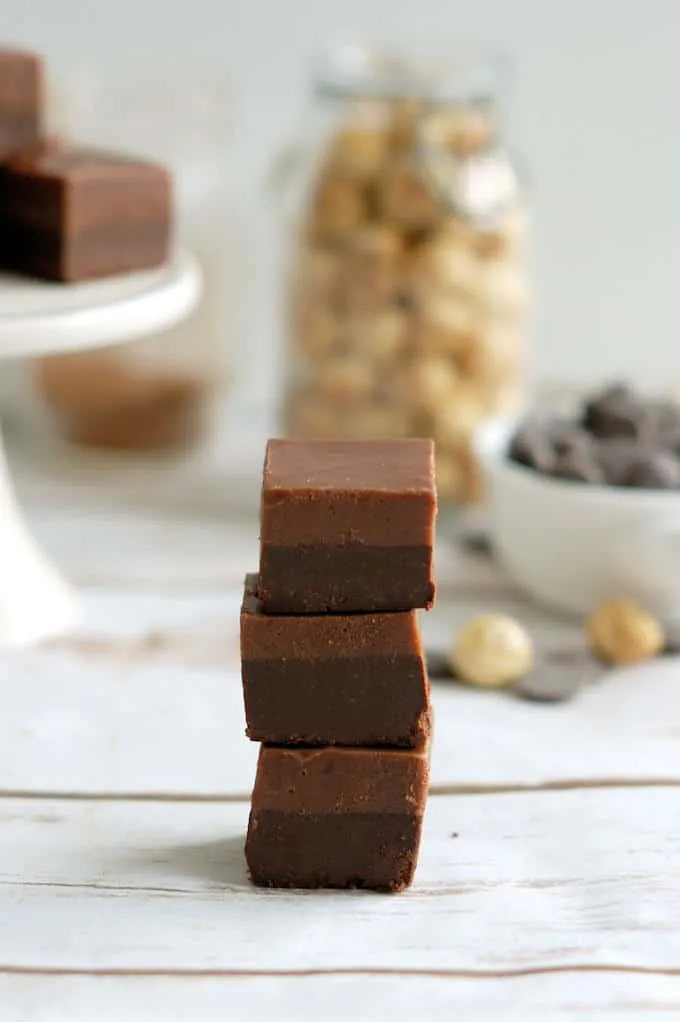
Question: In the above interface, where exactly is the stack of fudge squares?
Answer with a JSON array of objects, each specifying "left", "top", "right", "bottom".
[
  {"left": 0, "top": 47, "right": 171, "bottom": 283},
  {"left": 241, "top": 437, "right": 437, "bottom": 891}
]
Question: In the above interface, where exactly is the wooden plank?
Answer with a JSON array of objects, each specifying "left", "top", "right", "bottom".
[
  {"left": 0, "top": 585, "right": 679, "bottom": 796},
  {"left": 2, "top": 970, "right": 680, "bottom": 1021},
  {"left": 0, "top": 790, "right": 678, "bottom": 972}
]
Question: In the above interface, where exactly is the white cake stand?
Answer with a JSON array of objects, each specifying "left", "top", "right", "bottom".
[{"left": 0, "top": 250, "right": 202, "bottom": 646}]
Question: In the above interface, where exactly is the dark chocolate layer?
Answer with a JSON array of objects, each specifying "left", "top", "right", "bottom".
[
  {"left": 1, "top": 221, "right": 170, "bottom": 282},
  {"left": 244, "top": 656, "right": 430, "bottom": 746},
  {"left": 258, "top": 543, "right": 434, "bottom": 613},
  {"left": 246, "top": 810, "right": 422, "bottom": 891}
]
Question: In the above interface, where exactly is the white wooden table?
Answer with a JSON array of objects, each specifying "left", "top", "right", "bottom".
[{"left": 1, "top": 434, "right": 680, "bottom": 1020}]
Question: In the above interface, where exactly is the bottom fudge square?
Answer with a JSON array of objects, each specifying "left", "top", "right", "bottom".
[
  {"left": 241, "top": 574, "right": 430, "bottom": 747},
  {"left": 245, "top": 743, "right": 429, "bottom": 892}
]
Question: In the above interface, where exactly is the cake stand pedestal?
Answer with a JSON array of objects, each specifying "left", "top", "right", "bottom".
[{"left": 0, "top": 251, "right": 202, "bottom": 646}]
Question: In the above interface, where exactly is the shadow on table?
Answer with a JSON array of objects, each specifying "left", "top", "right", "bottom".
[{"left": 131, "top": 833, "right": 250, "bottom": 891}]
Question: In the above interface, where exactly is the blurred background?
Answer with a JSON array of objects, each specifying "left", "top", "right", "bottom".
[{"left": 3, "top": 0, "right": 680, "bottom": 491}]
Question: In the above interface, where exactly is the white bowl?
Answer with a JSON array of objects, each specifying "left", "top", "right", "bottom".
[{"left": 478, "top": 425, "right": 680, "bottom": 628}]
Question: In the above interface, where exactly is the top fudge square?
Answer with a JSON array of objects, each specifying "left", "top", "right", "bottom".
[
  {"left": 0, "top": 145, "right": 171, "bottom": 282},
  {"left": 259, "top": 438, "right": 436, "bottom": 613}
]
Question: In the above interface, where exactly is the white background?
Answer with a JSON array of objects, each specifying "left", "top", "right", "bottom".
[{"left": 7, "top": 0, "right": 680, "bottom": 407}]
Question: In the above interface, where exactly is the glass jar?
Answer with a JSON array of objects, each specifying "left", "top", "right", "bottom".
[
  {"left": 30, "top": 55, "right": 237, "bottom": 452},
  {"left": 280, "top": 43, "right": 530, "bottom": 502}
]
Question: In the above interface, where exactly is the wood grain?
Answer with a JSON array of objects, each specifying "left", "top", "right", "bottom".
[
  {"left": 0, "top": 791, "right": 678, "bottom": 974},
  {"left": 3, "top": 971, "right": 680, "bottom": 1021}
]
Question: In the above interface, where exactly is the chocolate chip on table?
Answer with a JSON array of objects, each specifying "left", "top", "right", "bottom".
[
  {"left": 425, "top": 649, "right": 456, "bottom": 680},
  {"left": 624, "top": 451, "right": 680, "bottom": 489},
  {"left": 459, "top": 532, "right": 494, "bottom": 557},
  {"left": 513, "top": 650, "right": 602, "bottom": 703}
]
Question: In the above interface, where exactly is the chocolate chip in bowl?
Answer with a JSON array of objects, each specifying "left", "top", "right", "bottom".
[
  {"left": 508, "top": 383, "right": 680, "bottom": 490},
  {"left": 580, "top": 382, "right": 655, "bottom": 441}
]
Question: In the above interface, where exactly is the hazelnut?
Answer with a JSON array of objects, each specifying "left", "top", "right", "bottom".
[
  {"left": 459, "top": 443, "right": 484, "bottom": 504},
  {"left": 431, "top": 386, "right": 486, "bottom": 445},
  {"left": 349, "top": 403, "right": 412, "bottom": 438},
  {"left": 436, "top": 438, "right": 484, "bottom": 504},
  {"left": 338, "top": 226, "right": 403, "bottom": 313},
  {"left": 379, "top": 161, "right": 442, "bottom": 231},
  {"left": 284, "top": 390, "right": 340, "bottom": 437},
  {"left": 387, "top": 99, "right": 421, "bottom": 154},
  {"left": 451, "top": 613, "right": 533, "bottom": 687},
  {"left": 415, "top": 235, "right": 480, "bottom": 296},
  {"left": 474, "top": 259, "right": 531, "bottom": 320},
  {"left": 416, "top": 293, "right": 476, "bottom": 356},
  {"left": 311, "top": 355, "right": 376, "bottom": 405},
  {"left": 293, "top": 248, "right": 342, "bottom": 306},
  {"left": 421, "top": 105, "right": 493, "bottom": 157},
  {"left": 327, "top": 125, "right": 387, "bottom": 181},
  {"left": 344, "top": 308, "right": 408, "bottom": 365},
  {"left": 291, "top": 302, "right": 341, "bottom": 362},
  {"left": 456, "top": 325, "right": 523, "bottom": 384},
  {"left": 345, "top": 225, "right": 404, "bottom": 265},
  {"left": 411, "top": 355, "right": 460, "bottom": 414},
  {"left": 587, "top": 598, "right": 664, "bottom": 665},
  {"left": 472, "top": 209, "right": 529, "bottom": 259},
  {"left": 434, "top": 451, "right": 464, "bottom": 500},
  {"left": 306, "top": 173, "right": 366, "bottom": 242}
]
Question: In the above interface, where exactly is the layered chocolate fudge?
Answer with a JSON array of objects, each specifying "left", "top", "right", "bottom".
[
  {"left": 0, "top": 144, "right": 171, "bottom": 281},
  {"left": 259, "top": 438, "right": 436, "bottom": 613},
  {"left": 241, "top": 573, "right": 430, "bottom": 747},
  {"left": 0, "top": 48, "right": 42, "bottom": 158},
  {"left": 245, "top": 742, "right": 430, "bottom": 891}
]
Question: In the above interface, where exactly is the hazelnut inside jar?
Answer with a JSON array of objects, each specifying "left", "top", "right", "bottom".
[{"left": 280, "top": 43, "right": 530, "bottom": 504}]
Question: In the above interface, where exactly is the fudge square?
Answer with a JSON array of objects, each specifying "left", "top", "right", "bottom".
[
  {"left": 241, "top": 573, "right": 430, "bottom": 747},
  {"left": 0, "top": 49, "right": 42, "bottom": 159},
  {"left": 259, "top": 438, "right": 436, "bottom": 613},
  {"left": 245, "top": 742, "right": 430, "bottom": 891},
  {"left": 0, "top": 144, "right": 171, "bottom": 281}
]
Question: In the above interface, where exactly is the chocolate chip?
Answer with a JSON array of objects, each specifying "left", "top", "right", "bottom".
[
  {"left": 508, "top": 425, "right": 555, "bottom": 473},
  {"left": 651, "top": 400, "right": 680, "bottom": 446},
  {"left": 459, "top": 532, "right": 493, "bottom": 557},
  {"left": 597, "top": 438, "right": 641, "bottom": 486},
  {"left": 581, "top": 385, "right": 653, "bottom": 440},
  {"left": 549, "top": 423, "right": 592, "bottom": 457},
  {"left": 425, "top": 649, "right": 455, "bottom": 680},
  {"left": 624, "top": 450, "right": 680, "bottom": 489},
  {"left": 552, "top": 443, "right": 604, "bottom": 484}
]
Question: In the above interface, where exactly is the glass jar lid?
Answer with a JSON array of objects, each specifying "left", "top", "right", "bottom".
[{"left": 313, "top": 41, "right": 507, "bottom": 106}]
